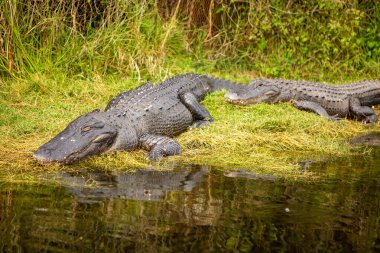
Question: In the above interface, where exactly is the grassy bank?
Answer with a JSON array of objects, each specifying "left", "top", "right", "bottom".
[
  {"left": 0, "top": 1, "right": 379, "bottom": 179},
  {"left": 0, "top": 69, "right": 378, "bottom": 179}
]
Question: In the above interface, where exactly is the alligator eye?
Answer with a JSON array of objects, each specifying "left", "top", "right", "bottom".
[{"left": 82, "top": 126, "right": 91, "bottom": 132}]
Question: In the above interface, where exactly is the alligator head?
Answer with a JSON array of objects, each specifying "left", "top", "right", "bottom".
[
  {"left": 33, "top": 109, "right": 118, "bottom": 165},
  {"left": 225, "top": 80, "right": 280, "bottom": 105}
]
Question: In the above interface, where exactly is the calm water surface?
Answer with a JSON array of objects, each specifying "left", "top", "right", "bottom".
[{"left": 0, "top": 147, "right": 379, "bottom": 252}]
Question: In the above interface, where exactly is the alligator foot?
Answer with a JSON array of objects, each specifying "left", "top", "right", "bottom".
[
  {"left": 190, "top": 120, "right": 213, "bottom": 129},
  {"left": 146, "top": 142, "right": 182, "bottom": 161},
  {"left": 362, "top": 114, "right": 378, "bottom": 124},
  {"left": 140, "top": 134, "right": 182, "bottom": 161},
  {"left": 350, "top": 98, "right": 378, "bottom": 124}
]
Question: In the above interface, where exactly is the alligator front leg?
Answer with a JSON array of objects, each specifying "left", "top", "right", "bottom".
[
  {"left": 180, "top": 92, "right": 213, "bottom": 128},
  {"left": 349, "top": 98, "right": 378, "bottom": 123},
  {"left": 293, "top": 100, "right": 342, "bottom": 121},
  {"left": 139, "top": 134, "right": 182, "bottom": 161}
]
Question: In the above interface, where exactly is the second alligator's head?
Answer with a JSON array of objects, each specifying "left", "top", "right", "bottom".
[
  {"left": 33, "top": 109, "right": 118, "bottom": 165},
  {"left": 225, "top": 79, "right": 281, "bottom": 105}
]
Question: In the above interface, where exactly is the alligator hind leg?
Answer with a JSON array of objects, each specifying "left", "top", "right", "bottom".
[
  {"left": 349, "top": 98, "right": 378, "bottom": 123},
  {"left": 180, "top": 92, "right": 213, "bottom": 128},
  {"left": 293, "top": 100, "right": 342, "bottom": 121},
  {"left": 139, "top": 134, "right": 182, "bottom": 161}
]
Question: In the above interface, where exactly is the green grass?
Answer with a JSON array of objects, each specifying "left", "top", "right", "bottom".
[{"left": 0, "top": 67, "right": 378, "bottom": 180}]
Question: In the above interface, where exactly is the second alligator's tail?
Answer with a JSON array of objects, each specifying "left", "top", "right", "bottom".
[{"left": 206, "top": 75, "right": 246, "bottom": 93}]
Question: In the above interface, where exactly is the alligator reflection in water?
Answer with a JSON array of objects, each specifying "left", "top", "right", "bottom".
[
  {"left": 1, "top": 151, "right": 380, "bottom": 252},
  {"left": 58, "top": 167, "right": 208, "bottom": 202}
]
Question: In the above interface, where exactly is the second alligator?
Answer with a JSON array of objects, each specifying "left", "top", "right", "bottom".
[{"left": 225, "top": 79, "right": 380, "bottom": 123}]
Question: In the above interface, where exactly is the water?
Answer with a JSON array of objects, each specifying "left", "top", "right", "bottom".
[{"left": 0, "top": 147, "right": 379, "bottom": 252}]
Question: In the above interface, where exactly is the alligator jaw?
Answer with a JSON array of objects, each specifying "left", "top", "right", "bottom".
[
  {"left": 225, "top": 92, "right": 244, "bottom": 105},
  {"left": 225, "top": 92, "right": 255, "bottom": 105}
]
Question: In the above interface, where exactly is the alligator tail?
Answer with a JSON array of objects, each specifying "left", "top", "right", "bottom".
[{"left": 206, "top": 75, "right": 245, "bottom": 92}]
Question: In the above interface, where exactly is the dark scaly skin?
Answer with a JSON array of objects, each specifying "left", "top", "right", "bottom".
[
  {"left": 225, "top": 79, "right": 380, "bottom": 123},
  {"left": 33, "top": 74, "right": 243, "bottom": 165}
]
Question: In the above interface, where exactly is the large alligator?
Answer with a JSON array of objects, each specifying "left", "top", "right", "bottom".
[
  {"left": 225, "top": 79, "right": 380, "bottom": 123},
  {"left": 33, "top": 74, "right": 242, "bottom": 165}
]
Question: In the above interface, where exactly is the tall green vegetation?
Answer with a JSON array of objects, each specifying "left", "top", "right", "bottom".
[
  {"left": 200, "top": 0, "right": 380, "bottom": 77},
  {"left": 0, "top": 0, "right": 187, "bottom": 79},
  {"left": 0, "top": 0, "right": 379, "bottom": 80}
]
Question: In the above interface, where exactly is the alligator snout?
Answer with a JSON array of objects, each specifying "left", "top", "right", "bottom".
[
  {"left": 225, "top": 92, "right": 238, "bottom": 100},
  {"left": 225, "top": 92, "right": 241, "bottom": 103},
  {"left": 225, "top": 92, "right": 249, "bottom": 105},
  {"left": 33, "top": 151, "right": 52, "bottom": 164}
]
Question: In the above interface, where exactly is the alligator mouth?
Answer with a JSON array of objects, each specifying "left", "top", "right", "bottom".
[{"left": 225, "top": 92, "right": 253, "bottom": 105}]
